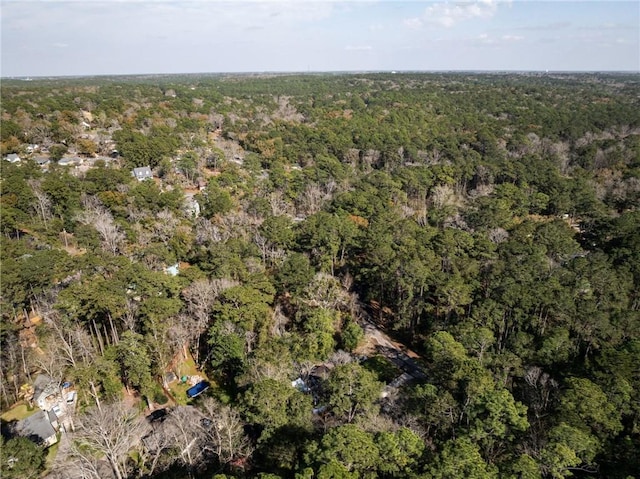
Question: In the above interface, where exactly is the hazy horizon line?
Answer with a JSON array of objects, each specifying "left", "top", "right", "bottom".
[{"left": 3, "top": 69, "right": 640, "bottom": 81}]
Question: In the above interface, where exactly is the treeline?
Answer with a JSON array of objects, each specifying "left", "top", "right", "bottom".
[{"left": 1, "top": 73, "right": 639, "bottom": 479}]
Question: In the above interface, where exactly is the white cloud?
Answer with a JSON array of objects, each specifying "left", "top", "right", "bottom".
[
  {"left": 502, "top": 34, "right": 524, "bottom": 41},
  {"left": 415, "top": 0, "right": 500, "bottom": 28},
  {"left": 345, "top": 45, "right": 373, "bottom": 51},
  {"left": 518, "top": 21, "right": 571, "bottom": 31},
  {"left": 404, "top": 17, "right": 423, "bottom": 29}
]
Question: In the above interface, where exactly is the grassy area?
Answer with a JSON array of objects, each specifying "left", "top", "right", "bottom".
[
  {"left": 169, "top": 381, "right": 192, "bottom": 406},
  {"left": 43, "top": 435, "right": 61, "bottom": 473},
  {"left": 174, "top": 355, "right": 200, "bottom": 378},
  {"left": 1, "top": 402, "right": 38, "bottom": 422},
  {"left": 166, "top": 354, "right": 211, "bottom": 406}
]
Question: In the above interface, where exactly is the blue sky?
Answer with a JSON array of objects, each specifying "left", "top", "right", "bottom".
[{"left": 1, "top": 1, "right": 638, "bottom": 76}]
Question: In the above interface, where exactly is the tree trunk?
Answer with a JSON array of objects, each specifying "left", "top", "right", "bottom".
[
  {"left": 92, "top": 318, "right": 105, "bottom": 355},
  {"left": 90, "top": 380, "right": 102, "bottom": 412}
]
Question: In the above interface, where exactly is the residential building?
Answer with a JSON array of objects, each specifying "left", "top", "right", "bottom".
[
  {"left": 15, "top": 411, "right": 58, "bottom": 447},
  {"left": 132, "top": 166, "right": 153, "bottom": 181}
]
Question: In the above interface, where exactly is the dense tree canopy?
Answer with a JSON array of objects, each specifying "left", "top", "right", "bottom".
[{"left": 1, "top": 72, "right": 638, "bottom": 479}]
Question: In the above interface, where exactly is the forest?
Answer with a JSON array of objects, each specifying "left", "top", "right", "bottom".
[{"left": 0, "top": 72, "right": 639, "bottom": 479}]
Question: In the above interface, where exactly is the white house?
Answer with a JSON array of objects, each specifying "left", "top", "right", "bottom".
[
  {"left": 31, "top": 374, "right": 59, "bottom": 411},
  {"left": 132, "top": 166, "right": 153, "bottom": 181}
]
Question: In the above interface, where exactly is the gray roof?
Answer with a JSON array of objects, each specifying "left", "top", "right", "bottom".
[
  {"left": 48, "top": 409, "right": 58, "bottom": 423},
  {"left": 16, "top": 411, "right": 57, "bottom": 445},
  {"left": 58, "top": 157, "right": 81, "bottom": 165},
  {"left": 132, "top": 166, "right": 152, "bottom": 179},
  {"left": 32, "top": 374, "right": 57, "bottom": 401}
]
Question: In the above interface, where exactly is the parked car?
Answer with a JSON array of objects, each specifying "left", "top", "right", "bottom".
[{"left": 146, "top": 408, "right": 168, "bottom": 423}]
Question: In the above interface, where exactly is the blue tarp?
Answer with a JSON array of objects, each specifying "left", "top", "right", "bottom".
[{"left": 186, "top": 381, "right": 210, "bottom": 398}]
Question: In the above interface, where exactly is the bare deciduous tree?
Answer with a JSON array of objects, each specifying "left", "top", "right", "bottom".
[
  {"left": 76, "top": 197, "right": 125, "bottom": 254},
  {"left": 271, "top": 303, "right": 289, "bottom": 337},
  {"left": 72, "top": 402, "right": 146, "bottom": 479},
  {"left": 194, "top": 217, "right": 222, "bottom": 245},
  {"left": 302, "top": 273, "right": 351, "bottom": 310},
  {"left": 34, "top": 347, "right": 67, "bottom": 393},
  {"left": 269, "top": 191, "right": 294, "bottom": 216},
  {"left": 200, "top": 398, "right": 252, "bottom": 465},
  {"left": 38, "top": 296, "right": 95, "bottom": 368},
  {"left": 28, "top": 179, "right": 52, "bottom": 226},
  {"left": 138, "top": 425, "right": 175, "bottom": 477},
  {"left": 164, "top": 406, "right": 207, "bottom": 473},
  {"left": 152, "top": 209, "right": 180, "bottom": 245},
  {"left": 297, "top": 182, "right": 336, "bottom": 216},
  {"left": 182, "top": 278, "right": 237, "bottom": 363}
]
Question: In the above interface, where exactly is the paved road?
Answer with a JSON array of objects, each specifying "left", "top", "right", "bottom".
[{"left": 359, "top": 317, "right": 428, "bottom": 381}]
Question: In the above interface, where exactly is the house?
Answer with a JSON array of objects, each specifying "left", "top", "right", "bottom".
[
  {"left": 15, "top": 411, "right": 58, "bottom": 447},
  {"left": 58, "top": 157, "right": 82, "bottom": 166},
  {"left": 132, "top": 166, "right": 153, "bottom": 181},
  {"left": 34, "top": 156, "right": 50, "bottom": 167},
  {"left": 32, "top": 374, "right": 59, "bottom": 411},
  {"left": 26, "top": 144, "right": 39, "bottom": 153},
  {"left": 4, "top": 153, "right": 21, "bottom": 163}
]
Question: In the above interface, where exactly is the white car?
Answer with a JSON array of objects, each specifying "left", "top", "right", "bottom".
[{"left": 65, "top": 391, "right": 77, "bottom": 404}]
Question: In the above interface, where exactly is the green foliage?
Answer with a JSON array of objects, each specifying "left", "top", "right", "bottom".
[
  {"left": 48, "top": 144, "right": 68, "bottom": 161},
  {"left": 340, "top": 320, "right": 364, "bottom": 352},
  {"left": 293, "top": 307, "right": 337, "bottom": 361},
  {"left": 213, "top": 283, "right": 274, "bottom": 344},
  {"left": 559, "top": 377, "right": 623, "bottom": 440},
  {"left": 275, "top": 252, "right": 314, "bottom": 295},
  {"left": 199, "top": 179, "right": 234, "bottom": 217},
  {"left": 241, "top": 378, "right": 313, "bottom": 440},
  {"left": 113, "top": 127, "right": 178, "bottom": 168},
  {"left": 0, "top": 436, "right": 46, "bottom": 479},
  {"left": 324, "top": 362, "right": 383, "bottom": 424},
  {"left": 428, "top": 437, "right": 498, "bottom": 479},
  {"left": 117, "top": 331, "right": 154, "bottom": 398},
  {"left": 305, "top": 424, "right": 379, "bottom": 476},
  {"left": 208, "top": 320, "right": 246, "bottom": 385},
  {"left": 375, "top": 428, "right": 425, "bottom": 476},
  {"left": 1, "top": 73, "right": 638, "bottom": 479}
]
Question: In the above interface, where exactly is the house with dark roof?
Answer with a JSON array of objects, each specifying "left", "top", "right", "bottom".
[
  {"left": 15, "top": 411, "right": 58, "bottom": 447},
  {"left": 132, "top": 166, "right": 153, "bottom": 181}
]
